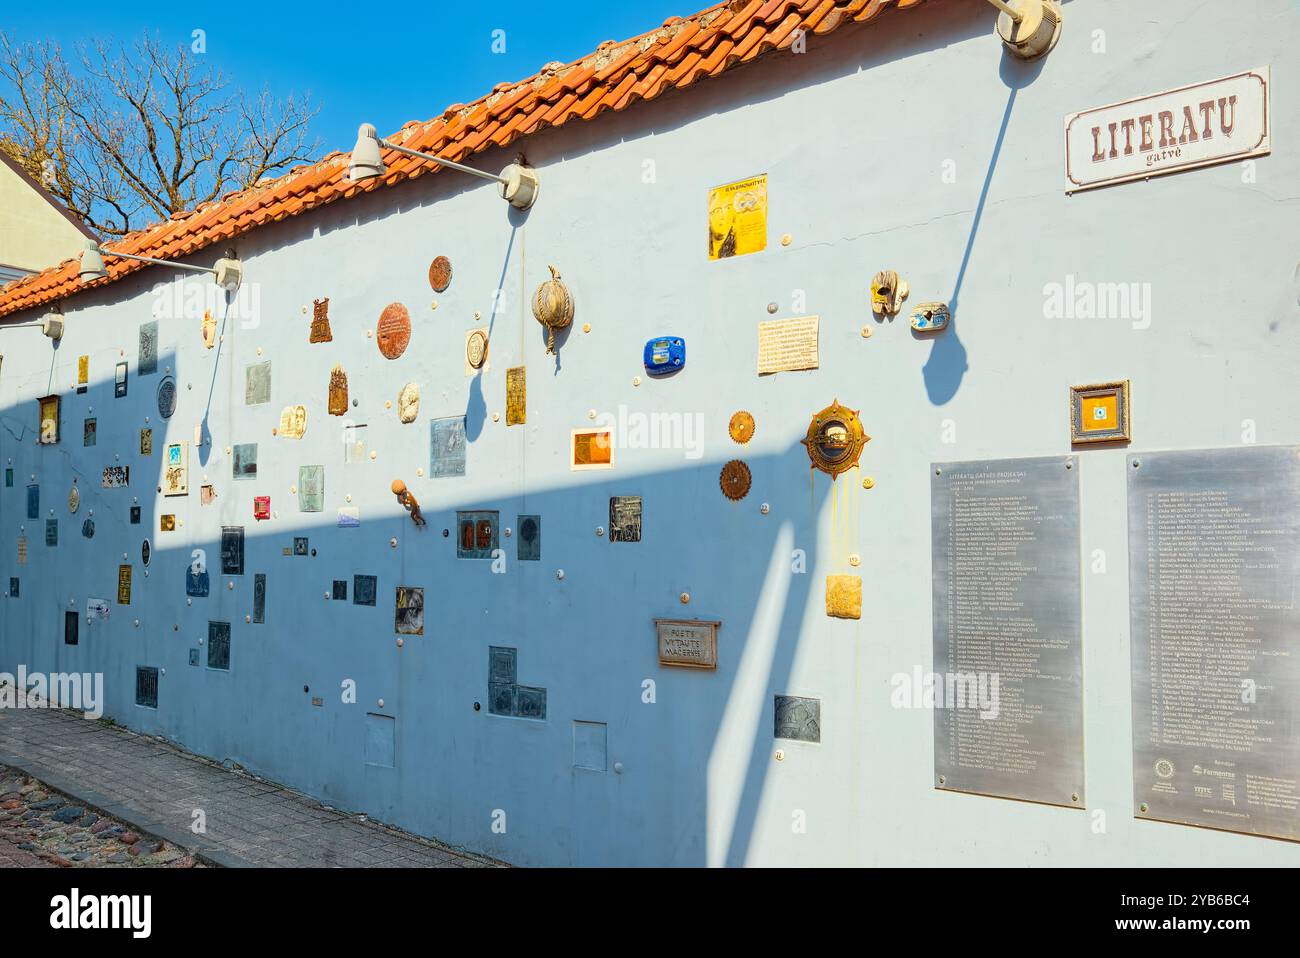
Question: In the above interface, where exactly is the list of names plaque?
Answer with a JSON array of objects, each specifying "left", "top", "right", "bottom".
[
  {"left": 931, "top": 456, "right": 1084, "bottom": 808},
  {"left": 1129, "top": 446, "right": 1300, "bottom": 841}
]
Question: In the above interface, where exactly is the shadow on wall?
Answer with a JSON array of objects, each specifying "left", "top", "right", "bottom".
[
  {"left": 0, "top": 0, "right": 1058, "bottom": 868},
  {"left": 0, "top": 349, "right": 855, "bottom": 868}
]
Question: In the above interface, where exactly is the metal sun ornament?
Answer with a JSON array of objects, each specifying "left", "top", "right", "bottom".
[{"left": 801, "top": 399, "right": 869, "bottom": 479}]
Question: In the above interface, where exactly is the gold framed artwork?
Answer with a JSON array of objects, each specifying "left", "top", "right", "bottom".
[
  {"left": 1069, "top": 380, "right": 1131, "bottom": 444},
  {"left": 37, "top": 395, "right": 60, "bottom": 444},
  {"left": 570, "top": 427, "right": 613, "bottom": 471}
]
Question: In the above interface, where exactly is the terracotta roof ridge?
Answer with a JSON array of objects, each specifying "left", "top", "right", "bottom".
[{"left": 0, "top": 0, "right": 931, "bottom": 318}]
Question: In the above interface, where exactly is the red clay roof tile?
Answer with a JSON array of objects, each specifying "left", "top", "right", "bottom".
[{"left": 0, "top": 0, "right": 932, "bottom": 319}]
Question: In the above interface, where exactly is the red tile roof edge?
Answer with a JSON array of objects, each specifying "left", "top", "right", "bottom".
[{"left": 0, "top": 0, "right": 930, "bottom": 320}]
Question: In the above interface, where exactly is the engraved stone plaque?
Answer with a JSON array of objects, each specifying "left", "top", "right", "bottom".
[
  {"left": 931, "top": 456, "right": 1084, "bottom": 808},
  {"left": 1128, "top": 445, "right": 1300, "bottom": 842},
  {"left": 655, "top": 618, "right": 719, "bottom": 669}
]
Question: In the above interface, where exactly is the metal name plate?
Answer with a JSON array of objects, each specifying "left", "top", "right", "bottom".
[
  {"left": 1064, "top": 68, "right": 1270, "bottom": 192},
  {"left": 931, "top": 456, "right": 1084, "bottom": 808},
  {"left": 1128, "top": 446, "right": 1300, "bottom": 842},
  {"left": 655, "top": 619, "right": 719, "bottom": 670}
]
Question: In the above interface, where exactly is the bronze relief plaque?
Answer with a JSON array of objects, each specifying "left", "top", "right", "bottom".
[
  {"left": 656, "top": 619, "right": 719, "bottom": 669},
  {"left": 428, "top": 256, "right": 453, "bottom": 292},
  {"left": 376, "top": 303, "right": 411, "bottom": 360}
]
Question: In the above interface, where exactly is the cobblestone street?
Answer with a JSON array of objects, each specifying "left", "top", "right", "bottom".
[{"left": 0, "top": 707, "right": 500, "bottom": 868}]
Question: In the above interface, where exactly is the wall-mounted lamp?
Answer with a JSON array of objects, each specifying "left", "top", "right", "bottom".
[
  {"left": 348, "top": 123, "right": 539, "bottom": 211},
  {"left": 79, "top": 240, "right": 243, "bottom": 291},
  {"left": 985, "top": 0, "right": 1062, "bottom": 60},
  {"left": 1, "top": 304, "right": 65, "bottom": 341}
]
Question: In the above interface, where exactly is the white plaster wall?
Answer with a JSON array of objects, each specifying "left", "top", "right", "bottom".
[{"left": 1, "top": 0, "right": 1298, "bottom": 866}]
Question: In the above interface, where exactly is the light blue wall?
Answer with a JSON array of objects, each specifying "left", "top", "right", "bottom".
[{"left": 2, "top": 0, "right": 1298, "bottom": 865}]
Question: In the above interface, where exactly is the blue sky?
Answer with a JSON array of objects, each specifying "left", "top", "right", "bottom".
[{"left": 2, "top": 1, "right": 693, "bottom": 159}]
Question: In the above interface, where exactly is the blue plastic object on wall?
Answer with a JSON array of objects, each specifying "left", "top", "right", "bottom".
[{"left": 643, "top": 336, "right": 685, "bottom": 374}]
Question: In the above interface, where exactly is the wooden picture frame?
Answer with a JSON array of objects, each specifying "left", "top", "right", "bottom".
[{"left": 1070, "top": 380, "right": 1131, "bottom": 444}]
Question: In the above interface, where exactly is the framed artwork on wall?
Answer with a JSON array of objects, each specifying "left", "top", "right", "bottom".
[{"left": 1069, "top": 380, "right": 1131, "bottom": 444}]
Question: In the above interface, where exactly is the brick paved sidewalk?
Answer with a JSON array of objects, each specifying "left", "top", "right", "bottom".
[
  {"left": 0, "top": 707, "right": 500, "bottom": 868},
  {"left": 0, "top": 834, "right": 52, "bottom": 867}
]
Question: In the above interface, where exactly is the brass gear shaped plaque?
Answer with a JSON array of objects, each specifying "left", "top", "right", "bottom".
[
  {"left": 720, "top": 459, "right": 752, "bottom": 501},
  {"left": 728, "top": 410, "right": 755, "bottom": 444}
]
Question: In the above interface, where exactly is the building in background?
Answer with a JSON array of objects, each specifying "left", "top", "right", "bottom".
[{"left": 0, "top": 151, "right": 96, "bottom": 284}]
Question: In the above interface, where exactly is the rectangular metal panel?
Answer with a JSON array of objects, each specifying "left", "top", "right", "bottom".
[
  {"left": 1128, "top": 445, "right": 1300, "bottom": 841},
  {"left": 931, "top": 455, "right": 1084, "bottom": 808}
]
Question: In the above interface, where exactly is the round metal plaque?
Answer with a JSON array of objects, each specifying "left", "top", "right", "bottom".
[
  {"left": 68, "top": 485, "right": 80, "bottom": 514},
  {"left": 376, "top": 303, "right": 411, "bottom": 360},
  {"left": 466, "top": 329, "right": 488, "bottom": 370},
  {"left": 142, "top": 538, "right": 151, "bottom": 567},
  {"left": 728, "top": 411, "right": 755, "bottom": 444},
  {"left": 720, "top": 459, "right": 752, "bottom": 501},
  {"left": 428, "top": 256, "right": 453, "bottom": 292},
  {"left": 157, "top": 376, "right": 177, "bottom": 419}
]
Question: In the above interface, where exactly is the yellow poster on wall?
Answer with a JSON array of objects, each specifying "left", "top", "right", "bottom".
[{"left": 708, "top": 174, "right": 767, "bottom": 260}]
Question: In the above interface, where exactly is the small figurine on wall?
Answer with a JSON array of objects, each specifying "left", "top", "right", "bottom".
[
  {"left": 390, "top": 479, "right": 426, "bottom": 527},
  {"left": 201, "top": 309, "right": 217, "bottom": 349},
  {"left": 870, "top": 270, "right": 909, "bottom": 317}
]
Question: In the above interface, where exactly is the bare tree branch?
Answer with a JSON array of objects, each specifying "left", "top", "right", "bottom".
[{"left": 0, "top": 31, "right": 320, "bottom": 237}]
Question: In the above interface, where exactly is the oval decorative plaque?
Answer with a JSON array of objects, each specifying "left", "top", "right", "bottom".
[
  {"left": 466, "top": 329, "right": 488, "bottom": 370},
  {"left": 157, "top": 376, "right": 177, "bottom": 419},
  {"left": 376, "top": 303, "right": 411, "bottom": 360},
  {"left": 428, "top": 256, "right": 453, "bottom": 293},
  {"left": 142, "top": 538, "right": 151, "bottom": 566}
]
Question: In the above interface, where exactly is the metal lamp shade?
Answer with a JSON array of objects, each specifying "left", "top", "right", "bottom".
[
  {"left": 79, "top": 241, "right": 107, "bottom": 282},
  {"left": 349, "top": 123, "right": 386, "bottom": 182}
]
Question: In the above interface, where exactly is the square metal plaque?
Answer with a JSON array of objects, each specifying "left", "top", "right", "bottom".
[
  {"left": 931, "top": 455, "right": 1084, "bottom": 808},
  {"left": 1129, "top": 446, "right": 1300, "bottom": 842},
  {"left": 655, "top": 619, "right": 719, "bottom": 669}
]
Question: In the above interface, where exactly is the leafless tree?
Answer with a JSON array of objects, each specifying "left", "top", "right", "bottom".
[{"left": 0, "top": 32, "right": 319, "bottom": 237}]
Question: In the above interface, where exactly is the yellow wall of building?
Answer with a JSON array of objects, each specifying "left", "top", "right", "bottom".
[{"left": 0, "top": 158, "right": 91, "bottom": 274}]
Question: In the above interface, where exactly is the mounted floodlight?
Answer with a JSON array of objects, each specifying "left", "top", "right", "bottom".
[
  {"left": 985, "top": 0, "right": 1062, "bottom": 60},
  {"left": 348, "top": 123, "right": 539, "bottom": 211},
  {"left": 42, "top": 308, "right": 64, "bottom": 340},
  {"left": 1, "top": 303, "right": 65, "bottom": 341},
  {"left": 78, "top": 239, "right": 243, "bottom": 291}
]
